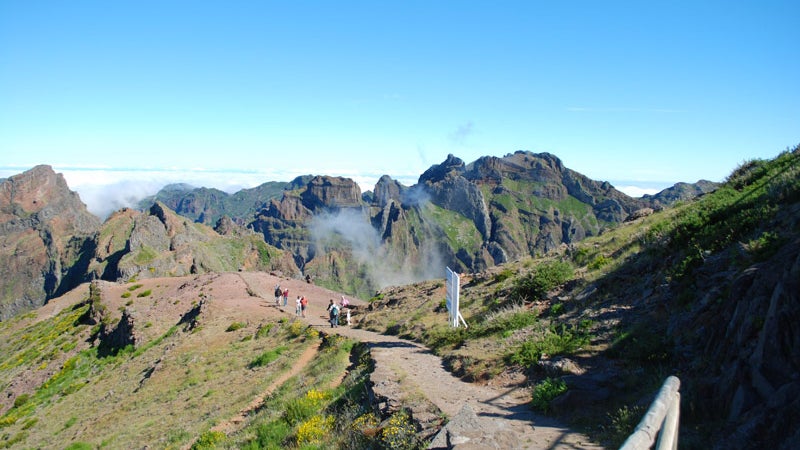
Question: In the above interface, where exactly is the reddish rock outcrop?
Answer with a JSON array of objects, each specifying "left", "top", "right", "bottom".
[{"left": 0, "top": 165, "right": 100, "bottom": 319}]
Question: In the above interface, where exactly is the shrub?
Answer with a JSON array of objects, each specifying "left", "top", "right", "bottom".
[
  {"left": 192, "top": 430, "right": 226, "bottom": 450},
  {"left": 64, "top": 443, "right": 93, "bottom": 450},
  {"left": 605, "top": 405, "right": 646, "bottom": 447},
  {"left": 136, "top": 289, "right": 152, "bottom": 298},
  {"left": 531, "top": 377, "right": 567, "bottom": 412},
  {"left": 226, "top": 322, "right": 246, "bottom": 332},
  {"left": 127, "top": 284, "right": 143, "bottom": 291},
  {"left": 249, "top": 346, "right": 288, "bottom": 368},
  {"left": 296, "top": 414, "right": 334, "bottom": 445},
  {"left": 255, "top": 323, "right": 274, "bottom": 339},
  {"left": 494, "top": 268, "right": 515, "bottom": 283},
  {"left": 588, "top": 254, "right": 611, "bottom": 270},
  {"left": 478, "top": 305, "right": 538, "bottom": 337},
  {"left": 121, "top": 292, "right": 131, "bottom": 298},
  {"left": 513, "top": 260, "right": 574, "bottom": 301},
  {"left": 245, "top": 420, "right": 290, "bottom": 449},
  {"left": 13, "top": 393, "right": 30, "bottom": 408},
  {"left": 506, "top": 323, "right": 591, "bottom": 368},
  {"left": 549, "top": 303, "right": 564, "bottom": 316},
  {"left": 288, "top": 320, "right": 305, "bottom": 338},
  {"left": 284, "top": 393, "right": 323, "bottom": 426},
  {"left": 379, "top": 409, "right": 418, "bottom": 450}
]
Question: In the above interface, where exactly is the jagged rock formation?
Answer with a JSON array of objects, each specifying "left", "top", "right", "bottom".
[
  {"left": 0, "top": 165, "right": 100, "bottom": 320},
  {"left": 139, "top": 181, "right": 288, "bottom": 225},
  {"left": 89, "top": 202, "right": 298, "bottom": 282},
  {"left": 247, "top": 152, "right": 699, "bottom": 298}
]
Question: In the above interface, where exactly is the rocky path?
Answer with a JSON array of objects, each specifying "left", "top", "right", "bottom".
[
  {"left": 234, "top": 272, "right": 603, "bottom": 448},
  {"left": 304, "top": 317, "right": 604, "bottom": 449}
]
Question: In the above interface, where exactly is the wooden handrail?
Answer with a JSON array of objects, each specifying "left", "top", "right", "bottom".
[{"left": 619, "top": 376, "right": 681, "bottom": 450}]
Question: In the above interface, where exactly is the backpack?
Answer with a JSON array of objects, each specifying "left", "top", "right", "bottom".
[
  {"left": 331, "top": 304, "right": 339, "bottom": 316},
  {"left": 275, "top": 287, "right": 282, "bottom": 297}
]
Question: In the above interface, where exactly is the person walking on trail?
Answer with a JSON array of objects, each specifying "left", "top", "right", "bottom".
[
  {"left": 283, "top": 288, "right": 289, "bottom": 307},
  {"left": 300, "top": 296, "right": 308, "bottom": 318},
  {"left": 327, "top": 299, "right": 339, "bottom": 328},
  {"left": 340, "top": 296, "right": 350, "bottom": 326},
  {"left": 295, "top": 296, "right": 302, "bottom": 316},
  {"left": 274, "top": 285, "right": 282, "bottom": 306}
]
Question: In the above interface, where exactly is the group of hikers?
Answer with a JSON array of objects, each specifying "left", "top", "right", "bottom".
[{"left": 272, "top": 283, "right": 350, "bottom": 326}]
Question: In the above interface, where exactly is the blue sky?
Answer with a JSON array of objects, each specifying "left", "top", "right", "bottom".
[{"left": 1, "top": 1, "right": 798, "bottom": 217}]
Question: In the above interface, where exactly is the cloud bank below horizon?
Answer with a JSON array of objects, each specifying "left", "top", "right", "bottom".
[{"left": 0, "top": 165, "right": 668, "bottom": 220}]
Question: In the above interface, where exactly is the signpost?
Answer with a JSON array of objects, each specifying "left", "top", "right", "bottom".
[{"left": 445, "top": 267, "right": 467, "bottom": 328}]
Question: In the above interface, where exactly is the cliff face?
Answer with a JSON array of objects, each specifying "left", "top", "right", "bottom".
[
  {"left": 0, "top": 165, "right": 101, "bottom": 319},
  {"left": 376, "top": 152, "right": 647, "bottom": 275},
  {"left": 245, "top": 153, "right": 654, "bottom": 298},
  {"left": 250, "top": 176, "right": 366, "bottom": 282}
]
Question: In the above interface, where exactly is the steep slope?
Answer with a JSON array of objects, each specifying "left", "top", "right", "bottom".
[
  {"left": 356, "top": 145, "right": 800, "bottom": 448},
  {"left": 0, "top": 165, "right": 100, "bottom": 320}
]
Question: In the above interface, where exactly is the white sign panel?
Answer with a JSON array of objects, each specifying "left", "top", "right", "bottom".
[{"left": 446, "top": 267, "right": 467, "bottom": 328}]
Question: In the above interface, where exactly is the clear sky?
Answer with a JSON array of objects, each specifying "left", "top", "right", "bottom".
[{"left": 1, "top": 1, "right": 798, "bottom": 217}]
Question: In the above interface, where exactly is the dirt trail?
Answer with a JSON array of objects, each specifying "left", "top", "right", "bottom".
[
  {"left": 209, "top": 340, "right": 321, "bottom": 436},
  {"left": 213, "top": 272, "right": 602, "bottom": 448},
  {"left": 303, "top": 313, "right": 604, "bottom": 448}
]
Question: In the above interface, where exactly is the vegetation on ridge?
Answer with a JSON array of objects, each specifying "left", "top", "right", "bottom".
[
  {"left": 358, "top": 144, "right": 800, "bottom": 448},
  {"left": 0, "top": 145, "right": 796, "bottom": 448}
]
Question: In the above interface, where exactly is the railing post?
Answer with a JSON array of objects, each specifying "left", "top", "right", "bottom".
[
  {"left": 620, "top": 376, "right": 681, "bottom": 450},
  {"left": 656, "top": 391, "right": 680, "bottom": 450}
]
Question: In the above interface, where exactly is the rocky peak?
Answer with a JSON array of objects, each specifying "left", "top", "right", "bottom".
[
  {"left": 300, "top": 176, "right": 363, "bottom": 211},
  {"left": 372, "top": 175, "right": 408, "bottom": 209},
  {"left": 418, "top": 154, "right": 466, "bottom": 184},
  {"left": 0, "top": 165, "right": 100, "bottom": 319}
]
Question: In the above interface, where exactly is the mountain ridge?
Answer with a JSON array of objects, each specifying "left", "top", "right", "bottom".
[{"left": 0, "top": 153, "right": 717, "bottom": 320}]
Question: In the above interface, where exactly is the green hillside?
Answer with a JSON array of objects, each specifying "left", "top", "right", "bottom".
[{"left": 357, "top": 144, "right": 800, "bottom": 448}]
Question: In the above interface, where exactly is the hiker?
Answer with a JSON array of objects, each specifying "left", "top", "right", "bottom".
[
  {"left": 326, "top": 299, "right": 339, "bottom": 328},
  {"left": 295, "top": 296, "right": 302, "bottom": 316},
  {"left": 274, "top": 284, "right": 282, "bottom": 306},
  {"left": 305, "top": 274, "right": 312, "bottom": 284},
  {"left": 300, "top": 296, "right": 308, "bottom": 318},
  {"left": 340, "top": 296, "right": 350, "bottom": 326},
  {"left": 283, "top": 288, "right": 289, "bottom": 307}
]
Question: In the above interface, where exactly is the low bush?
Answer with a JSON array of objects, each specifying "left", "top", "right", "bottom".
[
  {"left": 249, "top": 346, "right": 288, "bottom": 368},
  {"left": 531, "top": 377, "right": 567, "bottom": 412},
  {"left": 506, "top": 323, "right": 591, "bottom": 368},
  {"left": 513, "top": 260, "right": 574, "bottom": 301},
  {"left": 226, "top": 322, "right": 246, "bottom": 332}
]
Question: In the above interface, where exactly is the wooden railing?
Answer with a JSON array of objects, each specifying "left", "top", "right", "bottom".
[{"left": 620, "top": 376, "right": 681, "bottom": 450}]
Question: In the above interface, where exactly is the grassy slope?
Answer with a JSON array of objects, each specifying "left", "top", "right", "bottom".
[
  {"left": 0, "top": 276, "right": 418, "bottom": 450},
  {"left": 357, "top": 145, "right": 800, "bottom": 447}
]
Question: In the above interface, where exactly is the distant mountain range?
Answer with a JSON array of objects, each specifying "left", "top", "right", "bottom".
[{"left": 0, "top": 151, "right": 717, "bottom": 319}]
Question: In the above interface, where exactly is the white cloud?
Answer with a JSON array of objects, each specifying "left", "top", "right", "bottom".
[
  {"left": 44, "top": 166, "right": 423, "bottom": 220},
  {"left": 616, "top": 185, "right": 661, "bottom": 197}
]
